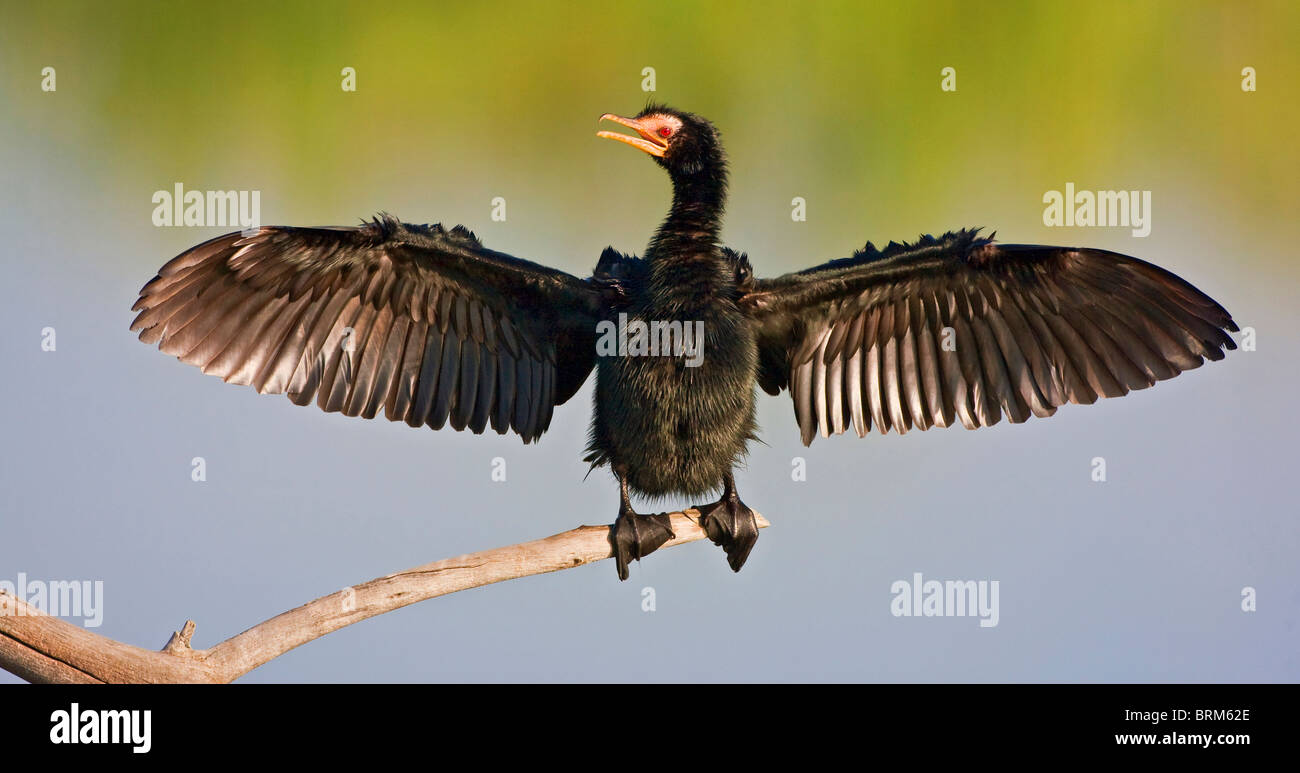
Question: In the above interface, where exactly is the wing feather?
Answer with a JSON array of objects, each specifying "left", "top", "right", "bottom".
[
  {"left": 132, "top": 215, "right": 599, "bottom": 443},
  {"left": 743, "top": 230, "right": 1236, "bottom": 444}
]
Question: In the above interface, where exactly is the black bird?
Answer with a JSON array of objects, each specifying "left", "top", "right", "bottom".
[{"left": 131, "top": 104, "right": 1238, "bottom": 580}]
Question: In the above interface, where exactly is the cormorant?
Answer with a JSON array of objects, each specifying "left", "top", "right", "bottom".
[{"left": 131, "top": 104, "right": 1238, "bottom": 580}]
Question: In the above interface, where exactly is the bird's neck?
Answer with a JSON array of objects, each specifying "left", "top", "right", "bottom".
[{"left": 647, "top": 168, "right": 727, "bottom": 279}]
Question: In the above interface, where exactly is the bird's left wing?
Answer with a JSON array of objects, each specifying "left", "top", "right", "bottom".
[
  {"left": 131, "top": 215, "right": 602, "bottom": 443},
  {"left": 740, "top": 229, "right": 1237, "bottom": 445}
]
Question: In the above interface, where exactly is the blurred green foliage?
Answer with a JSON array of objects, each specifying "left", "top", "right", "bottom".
[{"left": 3, "top": 0, "right": 1295, "bottom": 276}]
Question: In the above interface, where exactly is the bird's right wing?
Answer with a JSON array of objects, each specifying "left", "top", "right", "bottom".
[
  {"left": 741, "top": 229, "right": 1238, "bottom": 445},
  {"left": 131, "top": 214, "right": 602, "bottom": 443}
]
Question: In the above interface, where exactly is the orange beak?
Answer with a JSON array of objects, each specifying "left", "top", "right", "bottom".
[{"left": 597, "top": 113, "right": 668, "bottom": 158}]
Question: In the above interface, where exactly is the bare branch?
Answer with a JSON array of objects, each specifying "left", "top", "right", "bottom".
[{"left": 0, "top": 509, "right": 767, "bottom": 683}]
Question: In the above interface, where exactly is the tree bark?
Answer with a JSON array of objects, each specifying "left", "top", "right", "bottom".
[{"left": 0, "top": 508, "right": 767, "bottom": 683}]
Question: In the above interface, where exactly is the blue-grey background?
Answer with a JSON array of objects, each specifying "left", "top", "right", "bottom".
[{"left": 1, "top": 0, "right": 1296, "bottom": 682}]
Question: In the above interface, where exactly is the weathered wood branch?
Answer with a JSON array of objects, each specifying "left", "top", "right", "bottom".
[{"left": 0, "top": 509, "right": 767, "bottom": 683}]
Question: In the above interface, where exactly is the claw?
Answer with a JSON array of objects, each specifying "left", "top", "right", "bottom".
[
  {"left": 610, "top": 511, "right": 674, "bottom": 581},
  {"left": 693, "top": 475, "right": 760, "bottom": 572}
]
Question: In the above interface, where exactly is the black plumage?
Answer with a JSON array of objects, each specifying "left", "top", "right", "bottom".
[
  {"left": 132, "top": 218, "right": 597, "bottom": 443},
  {"left": 131, "top": 104, "right": 1238, "bottom": 580},
  {"left": 747, "top": 231, "right": 1237, "bottom": 444}
]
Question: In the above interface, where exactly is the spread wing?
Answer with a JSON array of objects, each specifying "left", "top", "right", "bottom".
[
  {"left": 131, "top": 214, "right": 602, "bottom": 443},
  {"left": 742, "top": 229, "right": 1238, "bottom": 445}
]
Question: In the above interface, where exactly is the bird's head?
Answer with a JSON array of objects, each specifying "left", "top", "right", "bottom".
[{"left": 597, "top": 104, "right": 723, "bottom": 179}]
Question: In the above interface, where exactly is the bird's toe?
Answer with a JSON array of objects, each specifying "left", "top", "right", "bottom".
[
  {"left": 610, "top": 511, "right": 675, "bottom": 580},
  {"left": 695, "top": 498, "right": 759, "bottom": 573}
]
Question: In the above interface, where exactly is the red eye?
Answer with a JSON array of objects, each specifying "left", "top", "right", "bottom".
[{"left": 658, "top": 126, "right": 672, "bottom": 138}]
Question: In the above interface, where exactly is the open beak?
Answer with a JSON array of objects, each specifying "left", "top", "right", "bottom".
[{"left": 597, "top": 113, "right": 668, "bottom": 158}]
